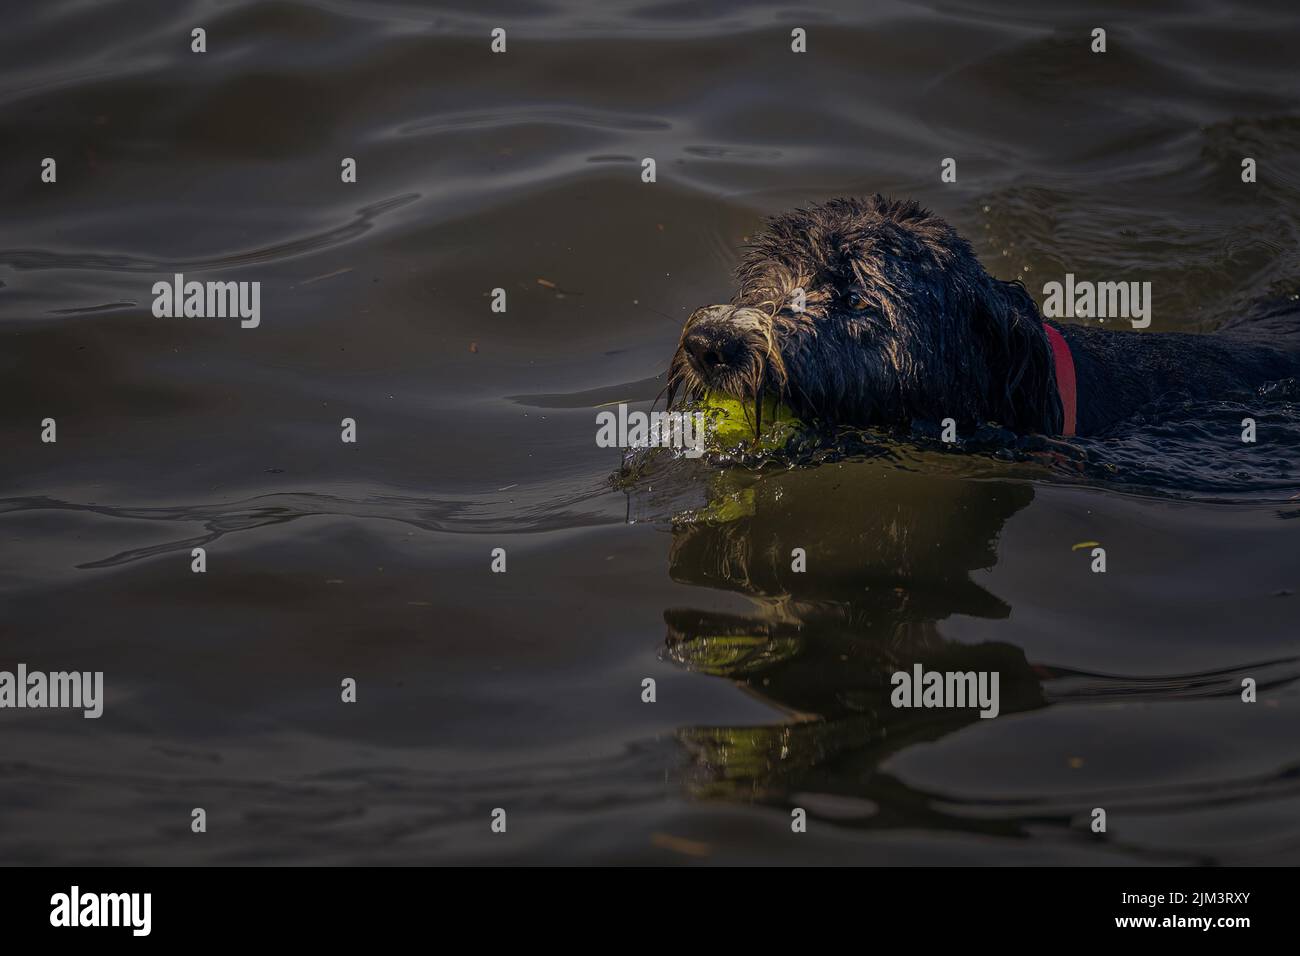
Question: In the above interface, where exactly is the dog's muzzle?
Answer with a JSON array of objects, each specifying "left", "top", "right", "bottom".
[{"left": 680, "top": 305, "right": 767, "bottom": 386}]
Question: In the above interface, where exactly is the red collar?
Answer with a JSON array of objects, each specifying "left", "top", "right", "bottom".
[{"left": 1043, "top": 323, "right": 1077, "bottom": 436}]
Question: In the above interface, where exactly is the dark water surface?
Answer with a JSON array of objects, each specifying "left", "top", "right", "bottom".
[{"left": 2, "top": 0, "right": 1299, "bottom": 864}]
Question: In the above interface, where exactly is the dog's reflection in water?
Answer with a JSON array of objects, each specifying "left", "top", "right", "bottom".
[{"left": 663, "top": 465, "right": 1047, "bottom": 830}]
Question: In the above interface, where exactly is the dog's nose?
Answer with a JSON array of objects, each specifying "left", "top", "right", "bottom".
[
  {"left": 683, "top": 325, "right": 742, "bottom": 375},
  {"left": 684, "top": 332, "right": 724, "bottom": 370}
]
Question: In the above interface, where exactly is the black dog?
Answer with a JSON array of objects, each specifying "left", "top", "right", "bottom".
[{"left": 668, "top": 196, "right": 1300, "bottom": 437}]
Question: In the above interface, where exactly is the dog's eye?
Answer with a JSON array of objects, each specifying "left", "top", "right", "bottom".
[{"left": 846, "top": 291, "right": 871, "bottom": 311}]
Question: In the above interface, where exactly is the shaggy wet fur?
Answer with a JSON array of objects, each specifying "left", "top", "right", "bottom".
[{"left": 668, "top": 195, "right": 1300, "bottom": 437}]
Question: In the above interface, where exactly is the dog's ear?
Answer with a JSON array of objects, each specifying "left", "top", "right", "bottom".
[{"left": 972, "top": 278, "right": 1062, "bottom": 434}]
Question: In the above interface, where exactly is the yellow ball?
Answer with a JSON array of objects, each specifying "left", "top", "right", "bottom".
[{"left": 700, "top": 390, "right": 801, "bottom": 449}]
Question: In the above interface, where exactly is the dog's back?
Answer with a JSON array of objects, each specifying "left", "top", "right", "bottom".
[{"left": 1218, "top": 295, "right": 1300, "bottom": 350}]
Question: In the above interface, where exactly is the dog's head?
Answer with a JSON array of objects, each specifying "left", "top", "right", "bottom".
[{"left": 668, "top": 196, "right": 1061, "bottom": 434}]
